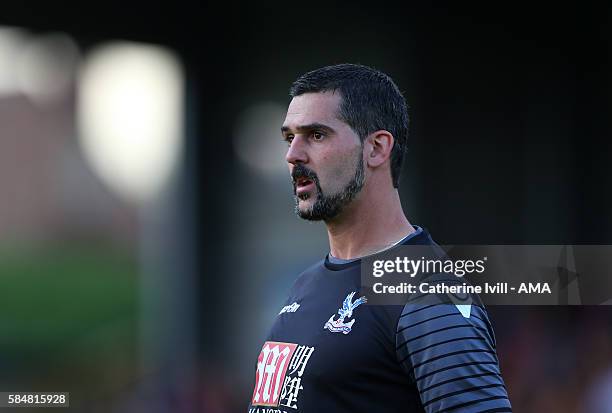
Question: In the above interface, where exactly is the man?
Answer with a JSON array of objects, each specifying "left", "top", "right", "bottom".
[{"left": 248, "top": 64, "right": 511, "bottom": 412}]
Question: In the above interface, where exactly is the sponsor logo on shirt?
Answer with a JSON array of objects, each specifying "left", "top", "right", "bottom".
[
  {"left": 323, "top": 291, "right": 367, "bottom": 335},
  {"left": 251, "top": 341, "right": 315, "bottom": 411},
  {"left": 278, "top": 302, "right": 300, "bottom": 315}
]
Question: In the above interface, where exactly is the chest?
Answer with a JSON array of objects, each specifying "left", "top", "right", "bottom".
[{"left": 251, "top": 284, "right": 402, "bottom": 410}]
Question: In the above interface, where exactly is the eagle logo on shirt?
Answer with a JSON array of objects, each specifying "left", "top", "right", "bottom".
[{"left": 323, "top": 291, "right": 367, "bottom": 335}]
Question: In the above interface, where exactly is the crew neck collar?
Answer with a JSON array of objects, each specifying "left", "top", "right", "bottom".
[{"left": 324, "top": 225, "right": 433, "bottom": 271}]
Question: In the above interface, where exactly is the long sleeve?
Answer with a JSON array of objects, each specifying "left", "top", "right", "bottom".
[{"left": 396, "top": 302, "right": 512, "bottom": 412}]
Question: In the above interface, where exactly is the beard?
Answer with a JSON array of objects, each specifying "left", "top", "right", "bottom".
[{"left": 291, "top": 153, "right": 365, "bottom": 222}]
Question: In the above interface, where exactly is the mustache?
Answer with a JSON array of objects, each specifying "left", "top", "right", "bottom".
[{"left": 291, "top": 164, "right": 318, "bottom": 183}]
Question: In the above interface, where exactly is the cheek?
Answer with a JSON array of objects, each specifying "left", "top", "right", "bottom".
[
  {"left": 330, "top": 161, "right": 349, "bottom": 180},
  {"left": 320, "top": 153, "right": 360, "bottom": 191}
]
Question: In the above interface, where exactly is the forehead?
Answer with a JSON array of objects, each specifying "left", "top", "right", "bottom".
[{"left": 283, "top": 91, "right": 343, "bottom": 129}]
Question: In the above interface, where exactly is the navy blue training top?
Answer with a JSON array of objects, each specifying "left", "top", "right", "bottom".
[{"left": 248, "top": 227, "right": 512, "bottom": 413}]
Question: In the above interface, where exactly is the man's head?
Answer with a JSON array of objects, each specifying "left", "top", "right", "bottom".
[{"left": 282, "top": 64, "right": 409, "bottom": 221}]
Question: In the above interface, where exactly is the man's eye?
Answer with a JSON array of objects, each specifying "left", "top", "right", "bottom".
[
  {"left": 284, "top": 135, "right": 294, "bottom": 145},
  {"left": 313, "top": 131, "right": 324, "bottom": 140}
]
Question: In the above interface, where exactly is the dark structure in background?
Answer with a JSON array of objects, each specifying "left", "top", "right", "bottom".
[{"left": 3, "top": 3, "right": 611, "bottom": 412}]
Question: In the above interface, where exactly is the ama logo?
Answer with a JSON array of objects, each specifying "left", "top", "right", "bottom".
[{"left": 518, "top": 282, "right": 551, "bottom": 294}]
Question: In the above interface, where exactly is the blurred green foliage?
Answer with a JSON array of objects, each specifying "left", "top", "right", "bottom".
[{"left": 0, "top": 244, "right": 139, "bottom": 394}]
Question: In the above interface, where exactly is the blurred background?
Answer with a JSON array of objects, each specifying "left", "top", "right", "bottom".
[{"left": 0, "top": 2, "right": 611, "bottom": 412}]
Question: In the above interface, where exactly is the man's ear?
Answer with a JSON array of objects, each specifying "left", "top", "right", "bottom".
[{"left": 365, "top": 130, "right": 394, "bottom": 168}]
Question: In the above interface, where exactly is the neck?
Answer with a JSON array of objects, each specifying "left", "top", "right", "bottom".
[{"left": 325, "top": 178, "right": 414, "bottom": 260}]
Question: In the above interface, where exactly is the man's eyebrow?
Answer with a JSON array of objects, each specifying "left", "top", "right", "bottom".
[{"left": 281, "top": 123, "right": 336, "bottom": 134}]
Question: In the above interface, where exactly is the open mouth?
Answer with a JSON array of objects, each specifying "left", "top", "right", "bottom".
[{"left": 295, "top": 176, "right": 316, "bottom": 196}]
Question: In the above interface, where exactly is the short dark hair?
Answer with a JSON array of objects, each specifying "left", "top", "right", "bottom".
[{"left": 289, "top": 63, "right": 409, "bottom": 188}]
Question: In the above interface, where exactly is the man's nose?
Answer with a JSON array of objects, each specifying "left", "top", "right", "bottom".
[{"left": 285, "top": 135, "right": 308, "bottom": 165}]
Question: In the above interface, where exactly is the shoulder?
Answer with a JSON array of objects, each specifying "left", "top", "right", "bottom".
[{"left": 396, "top": 301, "right": 496, "bottom": 352}]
